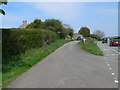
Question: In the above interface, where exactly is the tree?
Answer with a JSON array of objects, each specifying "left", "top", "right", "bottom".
[
  {"left": 78, "top": 26, "right": 90, "bottom": 37},
  {"left": 42, "top": 19, "right": 63, "bottom": 33},
  {"left": 94, "top": 30, "right": 105, "bottom": 38},
  {"left": 90, "top": 34, "right": 101, "bottom": 41},
  {"left": 26, "top": 18, "right": 74, "bottom": 39},
  {"left": 0, "top": 0, "right": 8, "bottom": 15},
  {"left": 68, "top": 28, "right": 74, "bottom": 37},
  {"left": 26, "top": 19, "right": 42, "bottom": 29},
  {"left": 60, "top": 28, "right": 68, "bottom": 38}
]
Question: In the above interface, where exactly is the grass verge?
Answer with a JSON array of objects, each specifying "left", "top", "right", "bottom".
[
  {"left": 78, "top": 38, "right": 104, "bottom": 56},
  {"left": 2, "top": 39, "right": 71, "bottom": 87},
  {"left": 0, "top": 72, "right": 2, "bottom": 89}
]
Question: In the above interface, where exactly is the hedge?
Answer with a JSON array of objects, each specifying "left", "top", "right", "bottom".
[{"left": 2, "top": 28, "right": 59, "bottom": 63}]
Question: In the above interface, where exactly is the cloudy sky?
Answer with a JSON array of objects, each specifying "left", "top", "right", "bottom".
[{"left": 1, "top": 2, "right": 118, "bottom": 37}]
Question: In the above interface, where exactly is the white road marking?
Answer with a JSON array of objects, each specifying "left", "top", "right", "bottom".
[
  {"left": 107, "top": 64, "right": 110, "bottom": 66},
  {"left": 101, "top": 44, "right": 118, "bottom": 84},
  {"left": 114, "top": 80, "right": 119, "bottom": 84},
  {"left": 111, "top": 73, "right": 115, "bottom": 75}
]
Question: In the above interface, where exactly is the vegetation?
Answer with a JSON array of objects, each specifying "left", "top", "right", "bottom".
[
  {"left": 78, "top": 26, "right": 90, "bottom": 37},
  {"left": 113, "top": 36, "right": 120, "bottom": 39},
  {"left": 0, "top": 0, "right": 7, "bottom": 15},
  {"left": 90, "top": 34, "right": 101, "bottom": 41},
  {"left": 2, "top": 28, "right": 59, "bottom": 61},
  {"left": 61, "top": 27, "right": 74, "bottom": 39},
  {"left": 26, "top": 19, "right": 74, "bottom": 39},
  {"left": 2, "top": 18, "right": 74, "bottom": 87},
  {"left": 2, "top": 39, "right": 71, "bottom": 87},
  {"left": 78, "top": 27, "right": 104, "bottom": 41},
  {"left": 78, "top": 38, "right": 104, "bottom": 56},
  {"left": 0, "top": 72, "right": 1, "bottom": 88},
  {"left": 42, "top": 19, "right": 63, "bottom": 33},
  {"left": 94, "top": 30, "right": 105, "bottom": 38},
  {"left": 26, "top": 19, "right": 43, "bottom": 29}
]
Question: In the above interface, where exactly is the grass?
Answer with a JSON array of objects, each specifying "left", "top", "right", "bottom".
[
  {"left": 0, "top": 72, "right": 2, "bottom": 89},
  {"left": 78, "top": 38, "right": 104, "bottom": 56},
  {"left": 2, "top": 39, "right": 71, "bottom": 87}
]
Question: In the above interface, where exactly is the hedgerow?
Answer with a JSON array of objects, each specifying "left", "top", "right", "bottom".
[{"left": 2, "top": 28, "right": 59, "bottom": 64}]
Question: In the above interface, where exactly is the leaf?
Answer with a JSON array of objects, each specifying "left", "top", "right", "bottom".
[
  {"left": 0, "top": 9, "right": 5, "bottom": 15},
  {"left": 0, "top": 0, "right": 8, "bottom": 5}
]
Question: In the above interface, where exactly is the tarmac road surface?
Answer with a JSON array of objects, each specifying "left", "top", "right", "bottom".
[
  {"left": 6, "top": 41, "right": 118, "bottom": 88},
  {"left": 98, "top": 42, "right": 119, "bottom": 87}
]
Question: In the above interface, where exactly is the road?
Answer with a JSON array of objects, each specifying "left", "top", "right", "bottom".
[
  {"left": 98, "top": 42, "right": 119, "bottom": 86},
  {"left": 6, "top": 41, "right": 118, "bottom": 88}
]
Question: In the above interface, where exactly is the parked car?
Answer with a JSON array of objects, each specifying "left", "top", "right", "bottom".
[
  {"left": 77, "top": 36, "right": 82, "bottom": 40},
  {"left": 102, "top": 38, "right": 108, "bottom": 43},
  {"left": 109, "top": 39, "right": 120, "bottom": 46}
]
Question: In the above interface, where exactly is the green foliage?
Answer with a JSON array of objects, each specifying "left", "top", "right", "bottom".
[
  {"left": 0, "top": 72, "right": 1, "bottom": 88},
  {"left": 90, "top": 34, "right": 101, "bottom": 41},
  {"left": 78, "top": 38, "right": 103, "bottom": 56},
  {"left": 2, "top": 28, "right": 59, "bottom": 63},
  {"left": 68, "top": 28, "right": 74, "bottom": 37},
  {"left": 60, "top": 28, "right": 68, "bottom": 38},
  {"left": 26, "top": 18, "right": 74, "bottom": 39},
  {"left": 60, "top": 27, "right": 74, "bottom": 39},
  {"left": 2, "top": 39, "right": 71, "bottom": 87},
  {"left": 26, "top": 19, "right": 43, "bottom": 29},
  {"left": 113, "top": 37, "right": 120, "bottom": 39},
  {"left": 0, "top": 9, "right": 5, "bottom": 15},
  {"left": 43, "top": 19, "right": 63, "bottom": 33},
  {"left": 78, "top": 26, "right": 90, "bottom": 37},
  {"left": 0, "top": 0, "right": 8, "bottom": 15}
]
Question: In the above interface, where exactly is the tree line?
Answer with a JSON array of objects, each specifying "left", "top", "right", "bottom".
[
  {"left": 26, "top": 19, "right": 74, "bottom": 39},
  {"left": 78, "top": 26, "right": 105, "bottom": 40}
]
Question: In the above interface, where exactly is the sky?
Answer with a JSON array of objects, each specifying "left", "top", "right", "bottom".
[{"left": 0, "top": 2, "right": 118, "bottom": 37}]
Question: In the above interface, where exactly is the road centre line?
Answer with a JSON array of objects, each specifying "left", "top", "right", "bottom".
[{"left": 111, "top": 73, "right": 115, "bottom": 75}]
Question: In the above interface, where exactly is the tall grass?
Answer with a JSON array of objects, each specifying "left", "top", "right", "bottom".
[{"left": 78, "top": 38, "right": 104, "bottom": 56}]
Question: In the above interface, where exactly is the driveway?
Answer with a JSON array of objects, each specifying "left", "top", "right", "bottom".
[{"left": 6, "top": 41, "right": 118, "bottom": 88}]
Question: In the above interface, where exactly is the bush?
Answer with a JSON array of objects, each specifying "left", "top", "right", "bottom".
[
  {"left": 2, "top": 28, "right": 59, "bottom": 63},
  {"left": 90, "top": 34, "right": 101, "bottom": 41},
  {"left": 78, "top": 26, "right": 90, "bottom": 37}
]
